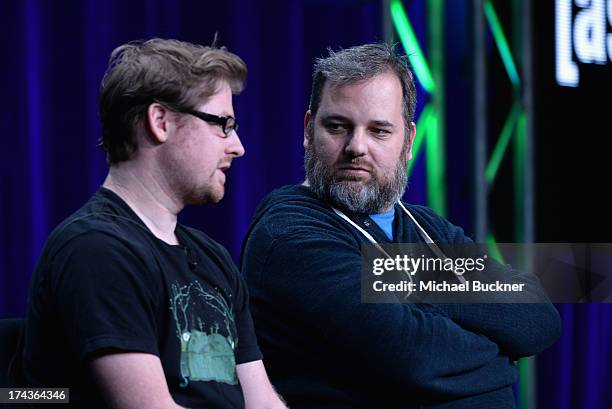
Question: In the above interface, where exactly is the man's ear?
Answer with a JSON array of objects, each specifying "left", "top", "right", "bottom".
[
  {"left": 146, "top": 103, "right": 172, "bottom": 143},
  {"left": 407, "top": 122, "right": 416, "bottom": 161},
  {"left": 303, "top": 110, "right": 312, "bottom": 149}
]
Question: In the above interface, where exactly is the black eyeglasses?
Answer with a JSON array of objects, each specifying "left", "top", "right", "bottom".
[{"left": 186, "top": 110, "right": 239, "bottom": 137}]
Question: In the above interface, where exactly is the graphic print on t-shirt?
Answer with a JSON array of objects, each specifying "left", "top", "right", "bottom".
[{"left": 169, "top": 280, "right": 238, "bottom": 386}]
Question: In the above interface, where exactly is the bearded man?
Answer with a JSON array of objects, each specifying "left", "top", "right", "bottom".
[{"left": 240, "top": 43, "right": 560, "bottom": 409}]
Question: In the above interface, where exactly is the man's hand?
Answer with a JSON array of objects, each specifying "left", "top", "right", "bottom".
[
  {"left": 237, "top": 360, "right": 288, "bottom": 409},
  {"left": 91, "top": 352, "right": 185, "bottom": 409}
]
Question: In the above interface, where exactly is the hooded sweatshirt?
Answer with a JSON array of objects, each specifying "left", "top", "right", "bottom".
[{"left": 241, "top": 184, "right": 561, "bottom": 409}]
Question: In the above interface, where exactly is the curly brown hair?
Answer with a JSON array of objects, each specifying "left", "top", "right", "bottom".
[{"left": 99, "top": 38, "right": 247, "bottom": 164}]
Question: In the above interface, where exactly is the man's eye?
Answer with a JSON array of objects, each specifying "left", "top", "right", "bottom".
[
  {"left": 325, "top": 123, "right": 347, "bottom": 132},
  {"left": 371, "top": 128, "right": 391, "bottom": 136}
]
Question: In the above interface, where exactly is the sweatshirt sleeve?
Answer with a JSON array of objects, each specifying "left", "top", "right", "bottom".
[{"left": 409, "top": 205, "right": 562, "bottom": 359}]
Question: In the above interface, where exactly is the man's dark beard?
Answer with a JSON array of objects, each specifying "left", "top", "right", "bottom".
[{"left": 304, "top": 134, "right": 409, "bottom": 214}]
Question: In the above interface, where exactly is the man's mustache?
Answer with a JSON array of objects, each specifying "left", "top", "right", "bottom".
[{"left": 337, "top": 157, "right": 373, "bottom": 171}]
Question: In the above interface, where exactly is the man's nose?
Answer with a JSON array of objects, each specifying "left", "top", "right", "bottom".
[
  {"left": 344, "top": 128, "right": 368, "bottom": 157},
  {"left": 227, "top": 130, "right": 245, "bottom": 158}
]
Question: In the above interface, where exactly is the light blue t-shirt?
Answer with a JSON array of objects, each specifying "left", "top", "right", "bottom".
[{"left": 369, "top": 207, "right": 395, "bottom": 240}]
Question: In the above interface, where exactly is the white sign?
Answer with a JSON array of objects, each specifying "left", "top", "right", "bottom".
[{"left": 556, "top": 0, "right": 612, "bottom": 87}]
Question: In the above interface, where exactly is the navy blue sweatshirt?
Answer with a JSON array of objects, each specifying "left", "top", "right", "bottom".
[{"left": 241, "top": 185, "right": 561, "bottom": 409}]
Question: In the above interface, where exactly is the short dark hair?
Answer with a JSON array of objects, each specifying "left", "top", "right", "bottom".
[
  {"left": 308, "top": 43, "right": 416, "bottom": 135},
  {"left": 99, "top": 38, "right": 247, "bottom": 164}
]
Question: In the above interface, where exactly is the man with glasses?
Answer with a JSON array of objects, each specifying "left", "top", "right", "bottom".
[
  {"left": 15, "top": 39, "right": 286, "bottom": 409},
  {"left": 241, "top": 43, "right": 561, "bottom": 408}
]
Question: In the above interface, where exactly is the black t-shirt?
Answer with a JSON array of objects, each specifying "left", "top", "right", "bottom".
[{"left": 18, "top": 188, "right": 261, "bottom": 408}]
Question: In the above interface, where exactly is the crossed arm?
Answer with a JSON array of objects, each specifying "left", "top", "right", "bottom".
[
  {"left": 243, "top": 210, "right": 561, "bottom": 399},
  {"left": 91, "top": 353, "right": 287, "bottom": 409}
]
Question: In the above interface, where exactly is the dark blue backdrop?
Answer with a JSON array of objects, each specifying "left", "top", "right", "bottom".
[
  {"left": 1, "top": 1, "right": 610, "bottom": 408},
  {"left": 0, "top": 0, "right": 387, "bottom": 314}
]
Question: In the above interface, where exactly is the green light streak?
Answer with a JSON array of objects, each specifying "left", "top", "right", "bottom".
[
  {"left": 426, "top": 115, "right": 445, "bottom": 215},
  {"left": 481, "top": 1, "right": 531, "bottom": 405},
  {"left": 407, "top": 104, "right": 433, "bottom": 176},
  {"left": 485, "top": 101, "right": 520, "bottom": 185},
  {"left": 428, "top": 0, "right": 446, "bottom": 217},
  {"left": 390, "top": 0, "right": 436, "bottom": 93},
  {"left": 518, "top": 357, "right": 535, "bottom": 409},
  {"left": 485, "top": 233, "right": 506, "bottom": 264},
  {"left": 483, "top": 0, "right": 521, "bottom": 88}
]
